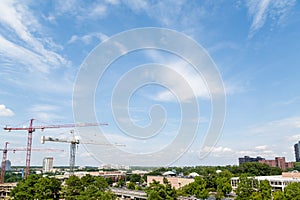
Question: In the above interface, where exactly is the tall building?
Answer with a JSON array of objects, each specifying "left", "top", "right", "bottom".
[
  {"left": 43, "top": 157, "right": 53, "bottom": 173},
  {"left": 5, "top": 160, "right": 11, "bottom": 171},
  {"left": 294, "top": 141, "right": 300, "bottom": 162},
  {"left": 238, "top": 156, "right": 265, "bottom": 165}
]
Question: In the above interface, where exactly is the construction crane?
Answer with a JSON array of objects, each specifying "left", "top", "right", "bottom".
[
  {"left": 3, "top": 118, "right": 108, "bottom": 178},
  {"left": 0, "top": 142, "right": 63, "bottom": 183},
  {"left": 41, "top": 130, "right": 125, "bottom": 176},
  {"left": 41, "top": 130, "right": 78, "bottom": 175}
]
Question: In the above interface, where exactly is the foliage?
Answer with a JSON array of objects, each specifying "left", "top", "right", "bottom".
[
  {"left": 146, "top": 179, "right": 177, "bottom": 200},
  {"left": 235, "top": 175, "right": 272, "bottom": 200},
  {"left": 115, "top": 179, "right": 125, "bottom": 187},
  {"left": 34, "top": 177, "right": 61, "bottom": 200},
  {"left": 273, "top": 190, "right": 284, "bottom": 200},
  {"left": 10, "top": 174, "right": 61, "bottom": 200},
  {"left": 258, "top": 180, "right": 271, "bottom": 200},
  {"left": 179, "top": 176, "right": 209, "bottom": 199},
  {"left": 129, "top": 174, "right": 142, "bottom": 183},
  {"left": 63, "top": 175, "right": 83, "bottom": 199},
  {"left": 234, "top": 162, "right": 282, "bottom": 176},
  {"left": 284, "top": 182, "right": 300, "bottom": 199},
  {"left": 4, "top": 172, "right": 22, "bottom": 183},
  {"left": 235, "top": 174, "right": 256, "bottom": 199},
  {"left": 216, "top": 177, "right": 232, "bottom": 199},
  {"left": 63, "top": 174, "right": 116, "bottom": 200},
  {"left": 127, "top": 182, "right": 135, "bottom": 190}
]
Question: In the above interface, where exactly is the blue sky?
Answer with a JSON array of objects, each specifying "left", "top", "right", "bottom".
[{"left": 0, "top": 0, "right": 300, "bottom": 167}]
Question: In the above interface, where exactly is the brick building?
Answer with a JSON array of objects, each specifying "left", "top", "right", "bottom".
[{"left": 259, "top": 157, "right": 293, "bottom": 170}]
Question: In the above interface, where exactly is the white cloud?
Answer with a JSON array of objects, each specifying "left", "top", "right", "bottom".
[
  {"left": 0, "top": 104, "right": 14, "bottom": 117},
  {"left": 255, "top": 145, "right": 268, "bottom": 150},
  {"left": 250, "top": 116, "right": 300, "bottom": 135},
  {"left": 0, "top": 0, "right": 68, "bottom": 73},
  {"left": 0, "top": 0, "right": 66, "bottom": 71},
  {"left": 68, "top": 32, "right": 109, "bottom": 45},
  {"left": 246, "top": 0, "right": 296, "bottom": 37},
  {"left": 0, "top": 34, "right": 49, "bottom": 73},
  {"left": 143, "top": 51, "right": 226, "bottom": 102},
  {"left": 123, "top": 0, "right": 149, "bottom": 12},
  {"left": 53, "top": 0, "right": 108, "bottom": 21},
  {"left": 30, "top": 104, "right": 64, "bottom": 122},
  {"left": 201, "top": 146, "right": 233, "bottom": 154}
]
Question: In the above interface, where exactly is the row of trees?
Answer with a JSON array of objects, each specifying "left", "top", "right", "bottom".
[
  {"left": 10, "top": 174, "right": 116, "bottom": 200},
  {"left": 147, "top": 162, "right": 282, "bottom": 178}
]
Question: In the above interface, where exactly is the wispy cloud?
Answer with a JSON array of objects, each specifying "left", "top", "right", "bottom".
[
  {"left": 0, "top": 104, "right": 14, "bottom": 117},
  {"left": 250, "top": 116, "right": 300, "bottom": 136},
  {"left": 68, "top": 32, "right": 109, "bottom": 45},
  {"left": 30, "top": 104, "right": 64, "bottom": 122},
  {"left": 143, "top": 51, "right": 229, "bottom": 102},
  {"left": 0, "top": 0, "right": 67, "bottom": 72},
  {"left": 246, "top": 0, "right": 296, "bottom": 37},
  {"left": 51, "top": 0, "right": 108, "bottom": 21}
]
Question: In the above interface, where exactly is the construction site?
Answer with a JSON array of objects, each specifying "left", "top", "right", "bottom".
[{"left": 0, "top": 118, "right": 115, "bottom": 198}]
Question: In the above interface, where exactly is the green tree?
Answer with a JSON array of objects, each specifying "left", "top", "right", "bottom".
[
  {"left": 129, "top": 174, "right": 142, "bottom": 183},
  {"left": 63, "top": 175, "right": 83, "bottom": 200},
  {"left": 273, "top": 190, "right": 285, "bottom": 200},
  {"left": 127, "top": 182, "right": 135, "bottom": 190},
  {"left": 235, "top": 174, "right": 256, "bottom": 200},
  {"left": 148, "top": 190, "right": 163, "bottom": 200},
  {"left": 4, "top": 172, "right": 22, "bottom": 183},
  {"left": 10, "top": 174, "right": 41, "bottom": 199},
  {"left": 78, "top": 175, "right": 115, "bottom": 200},
  {"left": 106, "top": 177, "right": 113, "bottom": 186},
  {"left": 284, "top": 182, "right": 300, "bottom": 199},
  {"left": 216, "top": 177, "right": 232, "bottom": 199},
  {"left": 146, "top": 179, "right": 177, "bottom": 200},
  {"left": 80, "top": 174, "right": 95, "bottom": 188},
  {"left": 34, "top": 177, "right": 61, "bottom": 200},
  {"left": 259, "top": 180, "right": 271, "bottom": 200},
  {"left": 180, "top": 176, "right": 209, "bottom": 199}
]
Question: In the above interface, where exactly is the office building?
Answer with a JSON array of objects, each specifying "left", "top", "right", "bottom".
[
  {"left": 43, "top": 157, "right": 54, "bottom": 173},
  {"left": 294, "top": 141, "right": 300, "bottom": 162},
  {"left": 259, "top": 157, "right": 293, "bottom": 170},
  {"left": 238, "top": 156, "right": 265, "bottom": 165},
  {"left": 5, "top": 160, "right": 11, "bottom": 171}
]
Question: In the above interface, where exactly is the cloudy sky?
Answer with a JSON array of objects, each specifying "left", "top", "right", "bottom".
[{"left": 0, "top": 0, "right": 300, "bottom": 167}]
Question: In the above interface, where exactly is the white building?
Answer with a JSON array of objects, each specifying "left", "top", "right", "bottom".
[
  {"left": 43, "top": 157, "right": 54, "bottom": 173},
  {"left": 231, "top": 171, "right": 300, "bottom": 191}
]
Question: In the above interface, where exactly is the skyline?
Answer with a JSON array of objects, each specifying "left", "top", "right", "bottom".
[{"left": 0, "top": 0, "right": 300, "bottom": 167}]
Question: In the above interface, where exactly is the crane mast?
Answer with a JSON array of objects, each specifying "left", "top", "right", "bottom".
[
  {"left": 41, "top": 130, "right": 79, "bottom": 176},
  {"left": 0, "top": 142, "right": 9, "bottom": 184},
  {"left": 25, "top": 119, "right": 34, "bottom": 179}
]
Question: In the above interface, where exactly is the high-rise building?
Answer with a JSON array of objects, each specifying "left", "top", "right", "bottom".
[
  {"left": 5, "top": 160, "right": 11, "bottom": 171},
  {"left": 294, "top": 141, "right": 300, "bottom": 162},
  {"left": 43, "top": 157, "right": 54, "bottom": 172},
  {"left": 238, "top": 156, "right": 265, "bottom": 165}
]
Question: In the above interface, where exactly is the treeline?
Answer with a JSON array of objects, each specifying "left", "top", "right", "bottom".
[
  {"left": 146, "top": 162, "right": 283, "bottom": 178},
  {"left": 10, "top": 174, "right": 116, "bottom": 200},
  {"left": 9, "top": 162, "right": 295, "bottom": 199}
]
